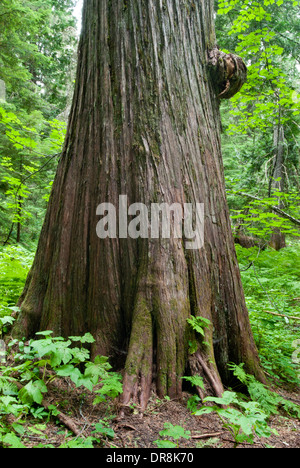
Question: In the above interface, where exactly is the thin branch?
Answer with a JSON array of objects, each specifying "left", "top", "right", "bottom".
[
  {"left": 21, "top": 153, "right": 60, "bottom": 185},
  {"left": 2, "top": 223, "right": 14, "bottom": 246},
  {"left": 191, "top": 432, "right": 224, "bottom": 440},
  {"left": 236, "top": 191, "right": 300, "bottom": 227},
  {"left": 263, "top": 310, "right": 300, "bottom": 321}
]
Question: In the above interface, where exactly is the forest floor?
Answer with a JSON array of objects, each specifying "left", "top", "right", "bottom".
[
  {"left": 2, "top": 245, "right": 299, "bottom": 448},
  {"left": 27, "top": 380, "right": 300, "bottom": 449}
]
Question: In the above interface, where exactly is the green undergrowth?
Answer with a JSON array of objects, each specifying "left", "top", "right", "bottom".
[
  {"left": 236, "top": 242, "right": 300, "bottom": 385},
  {"left": 0, "top": 245, "right": 34, "bottom": 318},
  {"left": 156, "top": 363, "right": 299, "bottom": 449},
  {"left": 0, "top": 242, "right": 299, "bottom": 448},
  {"left": 190, "top": 363, "right": 300, "bottom": 448},
  {"left": 0, "top": 324, "right": 123, "bottom": 448}
]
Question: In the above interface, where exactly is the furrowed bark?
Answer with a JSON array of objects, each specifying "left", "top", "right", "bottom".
[{"left": 14, "top": 0, "right": 265, "bottom": 411}]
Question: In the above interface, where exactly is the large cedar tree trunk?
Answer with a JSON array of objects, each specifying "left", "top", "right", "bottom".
[{"left": 14, "top": 0, "right": 265, "bottom": 411}]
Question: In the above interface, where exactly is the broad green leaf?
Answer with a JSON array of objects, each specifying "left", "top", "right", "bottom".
[
  {"left": 2, "top": 433, "right": 26, "bottom": 448},
  {"left": 19, "top": 380, "right": 47, "bottom": 405}
]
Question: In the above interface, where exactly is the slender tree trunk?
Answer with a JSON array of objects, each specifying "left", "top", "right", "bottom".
[
  {"left": 14, "top": 0, "right": 265, "bottom": 410},
  {"left": 270, "top": 122, "right": 286, "bottom": 251},
  {"left": 16, "top": 196, "right": 22, "bottom": 243},
  {"left": 3, "top": 222, "right": 14, "bottom": 246}
]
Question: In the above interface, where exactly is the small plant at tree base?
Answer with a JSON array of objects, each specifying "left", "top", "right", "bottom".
[
  {"left": 187, "top": 316, "right": 211, "bottom": 337},
  {"left": 153, "top": 423, "right": 191, "bottom": 448},
  {"left": 182, "top": 375, "right": 204, "bottom": 413},
  {"left": 186, "top": 394, "right": 202, "bottom": 413},
  {"left": 91, "top": 419, "right": 116, "bottom": 446},
  {"left": 195, "top": 391, "right": 278, "bottom": 448},
  {"left": 0, "top": 315, "right": 15, "bottom": 339},
  {"left": 187, "top": 316, "right": 211, "bottom": 354},
  {"left": 182, "top": 375, "right": 205, "bottom": 391}
]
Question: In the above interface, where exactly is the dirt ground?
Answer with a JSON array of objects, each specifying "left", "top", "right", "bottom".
[{"left": 39, "top": 383, "right": 300, "bottom": 449}]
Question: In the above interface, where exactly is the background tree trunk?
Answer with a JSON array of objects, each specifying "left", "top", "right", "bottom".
[
  {"left": 14, "top": 0, "right": 265, "bottom": 410},
  {"left": 269, "top": 122, "right": 286, "bottom": 251},
  {"left": 16, "top": 196, "right": 22, "bottom": 244}
]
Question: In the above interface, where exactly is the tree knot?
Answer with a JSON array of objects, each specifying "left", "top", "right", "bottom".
[{"left": 208, "top": 47, "right": 247, "bottom": 100}]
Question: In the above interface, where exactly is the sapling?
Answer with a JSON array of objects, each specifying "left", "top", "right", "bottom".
[{"left": 154, "top": 423, "right": 191, "bottom": 448}]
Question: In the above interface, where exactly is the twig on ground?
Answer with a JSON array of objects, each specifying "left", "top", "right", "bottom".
[{"left": 191, "top": 432, "right": 224, "bottom": 439}]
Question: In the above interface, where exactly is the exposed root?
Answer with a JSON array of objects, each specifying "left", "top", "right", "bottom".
[
  {"left": 120, "top": 293, "right": 153, "bottom": 416},
  {"left": 189, "top": 350, "right": 224, "bottom": 400},
  {"left": 195, "top": 351, "right": 224, "bottom": 398},
  {"left": 121, "top": 373, "right": 153, "bottom": 417}
]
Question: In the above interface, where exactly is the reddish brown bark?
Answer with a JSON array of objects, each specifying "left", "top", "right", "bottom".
[{"left": 14, "top": 0, "right": 265, "bottom": 411}]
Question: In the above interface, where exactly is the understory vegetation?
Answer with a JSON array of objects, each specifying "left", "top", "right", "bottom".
[
  {"left": 0, "top": 0, "right": 299, "bottom": 449},
  {"left": 0, "top": 241, "right": 299, "bottom": 448}
]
